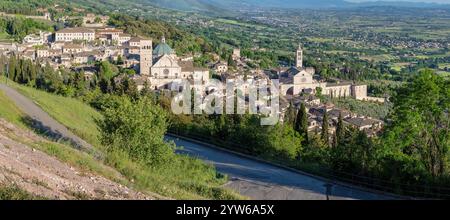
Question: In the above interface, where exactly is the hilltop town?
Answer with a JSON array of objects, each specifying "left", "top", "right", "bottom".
[
  {"left": 0, "top": 10, "right": 388, "bottom": 138},
  {"left": 0, "top": 0, "right": 448, "bottom": 202}
]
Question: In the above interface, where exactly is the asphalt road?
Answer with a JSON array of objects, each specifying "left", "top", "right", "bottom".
[
  {"left": 168, "top": 136, "right": 395, "bottom": 200},
  {"left": 0, "top": 83, "right": 94, "bottom": 153},
  {"left": 0, "top": 83, "right": 394, "bottom": 200}
]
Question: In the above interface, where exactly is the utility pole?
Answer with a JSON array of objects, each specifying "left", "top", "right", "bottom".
[
  {"left": 6, "top": 61, "right": 9, "bottom": 85},
  {"left": 324, "top": 183, "right": 333, "bottom": 200}
]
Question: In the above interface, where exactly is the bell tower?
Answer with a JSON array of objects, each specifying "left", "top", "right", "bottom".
[
  {"left": 139, "top": 39, "right": 153, "bottom": 76},
  {"left": 296, "top": 43, "right": 303, "bottom": 69}
]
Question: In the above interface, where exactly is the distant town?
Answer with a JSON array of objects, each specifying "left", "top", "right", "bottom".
[
  {"left": 0, "top": 10, "right": 388, "bottom": 139},
  {"left": 0, "top": 0, "right": 448, "bottom": 202}
]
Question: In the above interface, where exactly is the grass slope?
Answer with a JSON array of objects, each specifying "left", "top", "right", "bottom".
[
  {"left": 0, "top": 79, "right": 242, "bottom": 199},
  {"left": 0, "top": 88, "right": 129, "bottom": 189},
  {"left": 6, "top": 82, "right": 103, "bottom": 148},
  {"left": 0, "top": 90, "right": 26, "bottom": 127}
]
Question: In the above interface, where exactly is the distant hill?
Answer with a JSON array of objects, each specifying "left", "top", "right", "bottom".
[
  {"left": 353, "top": 1, "right": 450, "bottom": 8},
  {"left": 139, "top": 0, "right": 449, "bottom": 13},
  {"left": 135, "top": 0, "right": 227, "bottom": 14},
  {"left": 209, "top": 0, "right": 351, "bottom": 9},
  {"left": 141, "top": 0, "right": 350, "bottom": 11}
]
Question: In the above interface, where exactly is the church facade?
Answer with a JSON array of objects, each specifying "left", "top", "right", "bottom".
[
  {"left": 136, "top": 37, "right": 209, "bottom": 90},
  {"left": 278, "top": 44, "right": 384, "bottom": 103}
]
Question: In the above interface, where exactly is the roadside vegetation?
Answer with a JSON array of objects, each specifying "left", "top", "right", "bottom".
[
  {"left": 0, "top": 77, "right": 242, "bottom": 200},
  {"left": 10, "top": 83, "right": 103, "bottom": 148},
  {"left": 166, "top": 70, "right": 449, "bottom": 198},
  {"left": 0, "top": 90, "right": 26, "bottom": 127},
  {"left": 1, "top": 0, "right": 448, "bottom": 199},
  {"left": 1, "top": 51, "right": 449, "bottom": 199},
  {"left": 0, "top": 185, "right": 46, "bottom": 200}
]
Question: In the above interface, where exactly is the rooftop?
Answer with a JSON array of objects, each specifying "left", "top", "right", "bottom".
[
  {"left": 57, "top": 27, "right": 95, "bottom": 34},
  {"left": 153, "top": 42, "right": 175, "bottom": 57},
  {"left": 345, "top": 117, "right": 383, "bottom": 128}
]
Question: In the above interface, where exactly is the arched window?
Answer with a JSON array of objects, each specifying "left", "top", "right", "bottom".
[{"left": 164, "top": 69, "right": 169, "bottom": 78}]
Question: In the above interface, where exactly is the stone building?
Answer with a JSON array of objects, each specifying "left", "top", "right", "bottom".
[
  {"left": 23, "top": 31, "right": 52, "bottom": 46},
  {"left": 55, "top": 27, "right": 95, "bottom": 42},
  {"left": 214, "top": 61, "right": 228, "bottom": 73},
  {"left": 139, "top": 39, "right": 153, "bottom": 76},
  {"left": 277, "top": 44, "right": 383, "bottom": 102},
  {"left": 232, "top": 48, "right": 241, "bottom": 60},
  {"left": 127, "top": 36, "right": 210, "bottom": 90},
  {"left": 83, "top": 13, "right": 110, "bottom": 27},
  {"left": 96, "top": 28, "right": 124, "bottom": 44},
  {"left": 62, "top": 43, "right": 84, "bottom": 54}
]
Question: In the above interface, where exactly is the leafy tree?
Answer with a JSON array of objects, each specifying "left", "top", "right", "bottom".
[
  {"left": 301, "top": 134, "right": 329, "bottom": 163},
  {"left": 116, "top": 55, "right": 124, "bottom": 65},
  {"left": 94, "top": 16, "right": 102, "bottom": 23},
  {"left": 267, "top": 124, "right": 303, "bottom": 159},
  {"left": 97, "top": 96, "right": 174, "bottom": 167},
  {"left": 67, "top": 18, "right": 83, "bottom": 27},
  {"left": 381, "top": 70, "right": 449, "bottom": 178},
  {"left": 98, "top": 61, "right": 117, "bottom": 80}
]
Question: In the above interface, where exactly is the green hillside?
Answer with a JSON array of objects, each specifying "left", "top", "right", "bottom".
[{"left": 1, "top": 79, "right": 242, "bottom": 200}]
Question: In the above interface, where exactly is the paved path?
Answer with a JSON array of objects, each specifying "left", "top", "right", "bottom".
[
  {"left": 168, "top": 136, "right": 397, "bottom": 200},
  {"left": 0, "top": 83, "right": 94, "bottom": 153}
]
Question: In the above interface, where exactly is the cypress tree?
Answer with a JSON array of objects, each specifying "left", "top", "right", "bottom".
[
  {"left": 295, "top": 102, "right": 309, "bottom": 145},
  {"left": 335, "top": 112, "right": 344, "bottom": 147},
  {"left": 285, "top": 101, "right": 297, "bottom": 126},
  {"left": 321, "top": 111, "right": 329, "bottom": 145}
]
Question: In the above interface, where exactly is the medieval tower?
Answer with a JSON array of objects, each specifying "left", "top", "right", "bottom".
[
  {"left": 296, "top": 43, "right": 303, "bottom": 68},
  {"left": 139, "top": 39, "right": 153, "bottom": 76}
]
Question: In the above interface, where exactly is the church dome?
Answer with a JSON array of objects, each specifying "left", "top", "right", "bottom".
[{"left": 153, "top": 37, "right": 175, "bottom": 57}]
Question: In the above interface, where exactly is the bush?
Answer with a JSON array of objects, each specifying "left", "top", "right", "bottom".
[
  {"left": 0, "top": 185, "right": 44, "bottom": 200},
  {"left": 97, "top": 96, "right": 174, "bottom": 167}
]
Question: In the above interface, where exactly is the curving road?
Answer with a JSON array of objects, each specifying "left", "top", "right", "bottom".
[
  {"left": 1, "top": 82, "right": 396, "bottom": 200},
  {"left": 0, "top": 83, "right": 94, "bottom": 153},
  {"left": 168, "top": 135, "right": 397, "bottom": 200}
]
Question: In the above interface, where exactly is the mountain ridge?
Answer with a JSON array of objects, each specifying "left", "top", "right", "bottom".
[{"left": 138, "top": 0, "right": 450, "bottom": 14}]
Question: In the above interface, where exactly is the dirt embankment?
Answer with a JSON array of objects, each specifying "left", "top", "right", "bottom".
[{"left": 0, "top": 118, "right": 152, "bottom": 200}]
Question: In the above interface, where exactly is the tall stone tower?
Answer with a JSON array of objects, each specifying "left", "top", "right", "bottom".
[
  {"left": 139, "top": 39, "right": 153, "bottom": 76},
  {"left": 296, "top": 43, "right": 303, "bottom": 69}
]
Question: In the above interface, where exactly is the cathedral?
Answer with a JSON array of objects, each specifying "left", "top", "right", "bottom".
[
  {"left": 137, "top": 36, "right": 210, "bottom": 90},
  {"left": 278, "top": 44, "right": 383, "bottom": 102}
]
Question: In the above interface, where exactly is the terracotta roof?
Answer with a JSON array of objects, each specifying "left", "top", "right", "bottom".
[
  {"left": 345, "top": 117, "right": 382, "bottom": 128},
  {"left": 129, "top": 37, "right": 144, "bottom": 43},
  {"left": 119, "top": 33, "right": 131, "bottom": 37},
  {"left": 63, "top": 43, "right": 83, "bottom": 49},
  {"left": 96, "top": 28, "right": 123, "bottom": 33},
  {"left": 57, "top": 27, "right": 95, "bottom": 34}
]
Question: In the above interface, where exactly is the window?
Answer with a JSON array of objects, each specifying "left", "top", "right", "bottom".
[{"left": 164, "top": 69, "right": 169, "bottom": 78}]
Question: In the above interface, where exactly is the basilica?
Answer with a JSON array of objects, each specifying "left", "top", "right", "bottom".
[
  {"left": 137, "top": 37, "right": 210, "bottom": 90},
  {"left": 133, "top": 36, "right": 383, "bottom": 103},
  {"left": 277, "top": 44, "right": 384, "bottom": 103}
]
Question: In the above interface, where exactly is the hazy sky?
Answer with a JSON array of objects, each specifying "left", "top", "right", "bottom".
[{"left": 348, "top": 0, "right": 450, "bottom": 4}]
